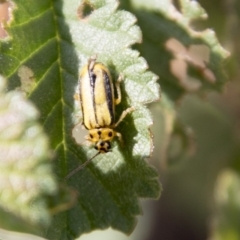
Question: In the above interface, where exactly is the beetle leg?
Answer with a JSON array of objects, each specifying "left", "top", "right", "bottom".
[
  {"left": 115, "top": 131, "right": 123, "bottom": 144},
  {"left": 114, "top": 106, "right": 135, "bottom": 127},
  {"left": 115, "top": 74, "right": 124, "bottom": 105}
]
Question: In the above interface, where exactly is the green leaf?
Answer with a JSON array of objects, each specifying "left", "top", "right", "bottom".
[
  {"left": 151, "top": 92, "right": 196, "bottom": 170},
  {"left": 0, "top": 0, "right": 160, "bottom": 238},
  {"left": 210, "top": 170, "right": 240, "bottom": 240},
  {"left": 118, "top": 0, "right": 230, "bottom": 168},
  {"left": 120, "top": 0, "right": 229, "bottom": 100},
  {"left": 0, "top": 75, "right": 57, "bottom": 234}
]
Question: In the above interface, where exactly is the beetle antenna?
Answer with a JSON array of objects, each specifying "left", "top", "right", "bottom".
[{"left": 64, "top": 152, "right": 101, "bottom": 181}]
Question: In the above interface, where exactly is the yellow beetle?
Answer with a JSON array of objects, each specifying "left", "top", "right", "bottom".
[{"left": 65, "top": 56, "right": 134, "bottom": 179}]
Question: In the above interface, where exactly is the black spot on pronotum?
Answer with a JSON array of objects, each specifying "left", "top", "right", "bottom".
[
  {"left": 108, "top": 131, "right": 113, "bottom": 137},
  {"left": 97, "top": 130, "right": 102, "bottom": 135},
  {"left": 90, "top": 134, "right": 93, "bottom": 138}
]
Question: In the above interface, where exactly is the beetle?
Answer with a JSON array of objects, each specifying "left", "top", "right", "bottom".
[{"left": 65, "top": 56, "right": 134, "bottom": 180}]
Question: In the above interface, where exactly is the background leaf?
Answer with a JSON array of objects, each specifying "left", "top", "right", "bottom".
[
  {"left": 119, "top": 0, "right": 230, "bottom": 169},
  {"left": 0, "top": 75, "right": 57, "bottom": 234},
  {"left": 210, "top": 170, "right": 240, "bottom": 240},
  {"left": 120, "top": 0, "right": 229, "bottom": 101}
]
